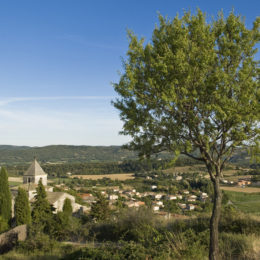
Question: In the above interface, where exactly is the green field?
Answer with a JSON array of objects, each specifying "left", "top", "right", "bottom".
[
  {"left": 8, "top": 181, "right": 22, "bottom": 187},
  {"left": 224, "top": 190, "right": 260, "bottom": 214}
]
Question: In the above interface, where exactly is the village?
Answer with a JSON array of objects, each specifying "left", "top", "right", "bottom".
[{"left": 10, "top": 157, "right": 258, "bottom": 221}]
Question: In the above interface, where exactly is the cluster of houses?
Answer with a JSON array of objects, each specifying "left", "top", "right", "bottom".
[
  {"left": 10, "top": 159, "right": 213, "bottom": 217},
  {"left": 77, "top": 186, "right": 209, "bottom": 213},
  {"left": 9, "top": 159, "right": 257, "bottom": 220},
  {"left": 221, "top": 177, "right": 252, "bottom": 187}
]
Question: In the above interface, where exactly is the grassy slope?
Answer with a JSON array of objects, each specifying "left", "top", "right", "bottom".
[{"left": 224, "top": 190, "right": 260, "bottom": 214}]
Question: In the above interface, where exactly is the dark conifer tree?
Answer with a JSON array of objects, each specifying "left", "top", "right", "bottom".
[
  {"left": 63, "top": 198, "right": 72, "bottom": 216},
  {"left": 14, "top": 187, "right": 31, "bottom": 225},
  {"left": 31, "top": 179, "right": 54, "bottom": 233},
  {"left": 0, "top": 167, "right": 12, "bottom": 224},
  {"left": 90, "top": 193, "right": 110, "bottom": 221}
]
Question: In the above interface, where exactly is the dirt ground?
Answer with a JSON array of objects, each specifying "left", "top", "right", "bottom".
[
  {"left": 220, "top": 186, "right": 260, "bottom": 193},
  {"left": 70, "top": 173, "right": 135, "bottom": 181},
  {"left": 163, "top": 164, "right": 207, "bottom": 174},
  {"left": 8, "top": 177, "right": 23, "bottom": 182}
]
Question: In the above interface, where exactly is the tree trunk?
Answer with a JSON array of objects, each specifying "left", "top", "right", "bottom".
[{"left": 209, "top": 177, "right": 222, "bottom": 260}]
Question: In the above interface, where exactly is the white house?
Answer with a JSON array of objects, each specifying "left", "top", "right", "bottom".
[
  {"left": 154, "top": 194, "right": 163, "bottom": 200},
  {"left": 187, "top": 204, "right": 195, "bottom": 211},
  {"left": 166, "top": 195, "right": 177, "bottom": 200},
  {"left": 153, "top": 206, "right": 160, "bottom": 211},
  {"left": 176, "top": 176, "right": 183, "bottom": 181},
  {"left": 155, "top": 201, "right": 164, "bottom": 206},
  {"left": 109, "top": 194, "right": 118, "bottom": 200}
]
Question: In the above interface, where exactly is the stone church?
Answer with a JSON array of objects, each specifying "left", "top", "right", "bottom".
[
  {"left": 23, "top": 158, "right": 48, "bottom": 186},
  {"left": 19, "top": 158, "right": 88, "bottom": 213}
]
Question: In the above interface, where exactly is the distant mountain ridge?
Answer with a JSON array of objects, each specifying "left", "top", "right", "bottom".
[
  {"left": 0, "top": 145, "right": 137, "bottom": 165},
  {"left": 0, "top": 145, "right": 251, "bottom": 166}
]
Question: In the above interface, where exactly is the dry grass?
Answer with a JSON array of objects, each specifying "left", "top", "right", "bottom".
[
  {"left": 221, "top": 186, "right": 260, "bottom": 193},
  {"left": 224, "top": 175, "right": 252, "bottom": 181},
  {"left": 222, "top": 169, "right": 238, "bottom": 176},
  {"left": 163, "top": 164, "right": 207, "bottom": 174},
  {"left": 70, "top": 173, "right": 135, "bottom": 181},
  {"left": 8, "top": 177, "right": 23, "bottom": 182},
  {"left": 252, "top": 236, "right": 260, "bottom": 259}
]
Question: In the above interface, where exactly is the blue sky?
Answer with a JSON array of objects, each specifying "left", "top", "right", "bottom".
[{"left": 0, "top": 0, "right": 259, "bottom": 146}]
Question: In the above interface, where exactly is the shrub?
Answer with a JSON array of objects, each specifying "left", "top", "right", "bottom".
[
  {"left": 62, "top": 241, "right": 148, "bottom": 260},
  {"left": 219, "top": 233, "right": 256, "bottom": 260}
]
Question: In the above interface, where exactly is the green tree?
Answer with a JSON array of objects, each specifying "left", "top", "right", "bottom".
[
  {"left": 31, "top": 179, "right": 54, "bottom": 233},
  {"left": 0, "top": 215, "right": 8, "bottom": 233},
  {"left": 14, "top": 187, "right": 31, "bottom": 225},
  {"left": 113, "top": 10, "right": 259, "bottom": 260},
  {"left": 0, "top": 167, "right": 12, "bottom": 224},
  {"left": 63, "top": 198, "right": 73, "bottom": 216},
  {"left": 90, "top": 193, "right": 110, "bottom": 221}
]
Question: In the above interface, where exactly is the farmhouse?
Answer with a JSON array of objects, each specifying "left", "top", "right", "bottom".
[
  {"left": 238, "top": 178, "right": 251, "bottom": 187},
  {"left": 166, "top": 195, "right": 177, "bottom": 200}
]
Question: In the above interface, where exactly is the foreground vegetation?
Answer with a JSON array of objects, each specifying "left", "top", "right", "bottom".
[
  {"left": 1, "top": 206, "right": 260, "bottom": 259},
  {"left": 1, "top": 150, "right": 259, "bottom": 259}
]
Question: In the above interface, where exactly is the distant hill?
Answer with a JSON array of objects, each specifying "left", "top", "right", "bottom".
[
  {"left": 0, "top": 145, "right": 252, "bottom": 166},
  {"left": 0, "top": 145, "right": 138, "bottom": 165}
]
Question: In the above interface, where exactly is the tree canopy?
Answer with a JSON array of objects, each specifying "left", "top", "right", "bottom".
[
  {"left": 31, "top": 180, "right": 54, "bottom": 233},
  {"left": 114, "top": 10, "right": 259, "bottom": 168},
  {"left": 113, "top": 9, "right": 259, "bottom": 260},
  {"left": 0, "top": 167, "right": 12, "bottom": 224},
  {"left": 90, "top": 193, "right": 110, "bottom": 221},
  {"left": 63, "top": 198, "right": 72, "bottom": 216},
  {"left": 14, "top": 187, "right": 31, "bottom": 226}
]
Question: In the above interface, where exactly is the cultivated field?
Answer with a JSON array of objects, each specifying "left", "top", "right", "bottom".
[
  {"left": 8, "top": 177, "right": 23, "bottom": 182},
  {"left": 163, "top": 164, "right": 207, "bottom": 174},
  {"left": 223, "top": 190, "right": 260, "bottom": 214},
  {"left": 221, "top": 186, "right": 260, "bottom": 193},
  {"left": 70, "top": 173, "right": 135, "bottom": 180}
]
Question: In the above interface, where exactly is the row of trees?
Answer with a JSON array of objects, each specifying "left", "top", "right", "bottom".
[{"left": 7, "top": 156, "right": 200, "bottom": 177}]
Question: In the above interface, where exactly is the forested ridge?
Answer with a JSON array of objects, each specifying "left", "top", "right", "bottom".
[
  {"left": 0, "top": 145, "right": 251, "bottom": 166},
  {"left": 0, "top": 145, "right": 138, "bottom": 165}
]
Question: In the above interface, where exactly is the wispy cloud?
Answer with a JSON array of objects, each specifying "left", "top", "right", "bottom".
[
  {"left": 0, "top": 96, "right": 114, "bottom": 107},
  {"left": 0, "top": 95, "right": 129, "bottom": 146},
  {"left": 57, "top": 34, "right": 124, "bottom": 50}
]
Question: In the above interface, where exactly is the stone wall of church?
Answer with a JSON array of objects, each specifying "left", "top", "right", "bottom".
[
  {"left": 35, "top": 175, "right": 47, "bottom": 186},
  {"left": 23, "top": 175, "right": 47, "bottom": 186}
]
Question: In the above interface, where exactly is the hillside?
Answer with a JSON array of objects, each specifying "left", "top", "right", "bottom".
[
  {"left": 0, "top": 145, "right": 138, "bottom": 165},
  {"left": 0, "top": 145, "right": 253, "bottom": 166}
]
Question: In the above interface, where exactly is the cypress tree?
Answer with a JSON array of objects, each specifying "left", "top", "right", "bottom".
[
  {"left": 90, "top": 193, "right": 110, "bottom": 221},
  {"left": 0, "top": 167, "right": 12, "bottom": 224},
  {"left": 14, "top": 187, "right": 31, "bottom": 225},
  {"left": 31, "top": 179, "right": 54, "bottom": 233},
  {"left": 63, "top": 198, "right": 72, "bottom": 216}
]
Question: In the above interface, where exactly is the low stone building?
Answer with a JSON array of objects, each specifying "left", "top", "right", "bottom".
[{"left": 46, "top": 192, "right": 88, "bottom": 213}]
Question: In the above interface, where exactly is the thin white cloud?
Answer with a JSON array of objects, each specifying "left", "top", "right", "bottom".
[
  {"left": 0, "top": 106, "right": 129, "bottom": 146},
  {"left": 0, "top": 96, "right": 114, "bottom": 106},
  {"left": 0, "top": 95, "right": 129, "bottom": 146},
  {"left": 57, "top": 34, "right": 124, "bottom": 50}
]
